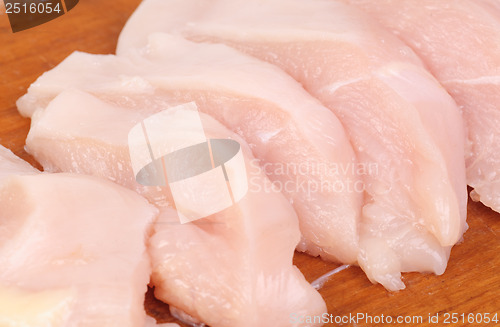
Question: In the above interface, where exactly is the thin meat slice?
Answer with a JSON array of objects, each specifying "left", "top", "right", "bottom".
[
  {"left": 341, "top": 0, "right": 500, "bottom": 213},
  {"left": 0, "top": 145, "right": 38, "bottom": 181},
  {"left": 0, "top": 153, "right": 157, "bottom": 326},
  {"left": 25, "top": 89, "right": 327, "bottom": 326},
  {"left": 116, "top": 0, "right": 467, "bottom": 290},
  {"left": 18, "top": 35, "right": 362, "bottom": 264}
]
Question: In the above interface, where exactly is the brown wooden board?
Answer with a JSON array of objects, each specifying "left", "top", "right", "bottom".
[{"left": 0, "top": 1, "right": 499, "bottom": 326}]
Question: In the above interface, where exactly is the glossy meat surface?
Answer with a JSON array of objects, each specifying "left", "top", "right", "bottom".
[{"left": 117, "top": 0, "right": 468, "bottom": 290}]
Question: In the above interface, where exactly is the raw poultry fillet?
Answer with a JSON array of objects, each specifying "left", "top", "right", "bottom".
[
  {"left": 0, "top": 145, "right": 38, "bottom": 181},
  {"left": 0, "top": 147, "right": 158, "bottom": 327},
  {"left": 116, "top": 0, "right": 468, "bottom": 290},
  {"left": 340, "top": 0, "right": 500, "bottom": 214},
  {"left": 18, "top": 34, "right": 362, "bottom": 264},
  {"left": 23, "top": 90, "right": 327, "bottom": 326}
]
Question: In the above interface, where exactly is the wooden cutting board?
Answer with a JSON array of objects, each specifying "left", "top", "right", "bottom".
[{"left": 1, "top": 1, "right": 499, "bottom": 326}]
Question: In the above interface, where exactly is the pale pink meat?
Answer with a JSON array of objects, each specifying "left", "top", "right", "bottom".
[
  {"left": 342, "top": 0, "right": 500, "bottom": 213},
  {"left": 24, "top": 89, "right": 327, "bottom": 326},
  {"left": 18, "top": 35, "right": 362, "bottom": 264},
  {"left": 116, "top": 0, "right": 467, "bottom": 290},
  {"left": 0, "top": 145, "right": 38, "bottom": 181},
  {"left": 0, "top": 149, "right": 157, "bottom": 327}
]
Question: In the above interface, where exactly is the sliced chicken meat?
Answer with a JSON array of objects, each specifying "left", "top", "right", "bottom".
[
  {"left": 115, "top": 0, "right": 467, "bottom": 290},
  {"left": 341, "top": 0, "right": 500, "bottom": 213},
  {"left": 18, "top": 35, "right": 362, "bottom": 264},
  {"left": 25, "top": 90, "right": 327, "bottom": 326},
  {"left": 0, "top": 145, "right": 38, "bottom": 181},
  {"left": 0, "top": 150, "right": 157, "bottom": 326}
]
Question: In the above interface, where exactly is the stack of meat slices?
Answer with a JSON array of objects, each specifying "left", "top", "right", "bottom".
[{"left": 3, "top": 0, "right": 500, "bottom": 326}]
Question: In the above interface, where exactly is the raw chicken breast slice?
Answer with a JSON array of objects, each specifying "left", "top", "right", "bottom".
[
  {"left": 341, "top": 0, "right": 500, "bottom": 213},
  {"left": 18, "top": 36, "right": 362, "bottom": 264},
  {"left": 0, "top": 145, "right": 38, "bottom": 181},
  {"left": 26, "top": 89, "right": 328, "bottom": 326},
  {"left": 116, "top": 0, "right": 467, "bottom": 290},
  {"left": 0, "top": 167, "right": 158, "bottom": 326}
]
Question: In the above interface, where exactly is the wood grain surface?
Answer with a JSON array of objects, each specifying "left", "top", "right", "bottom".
[{"left": 0, "top": 1, "right": 499, "bottom": 326}]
